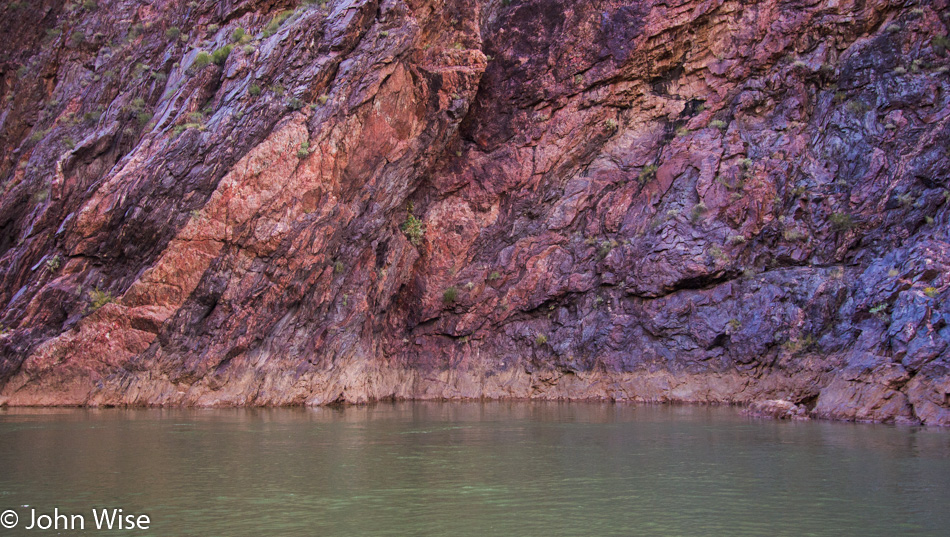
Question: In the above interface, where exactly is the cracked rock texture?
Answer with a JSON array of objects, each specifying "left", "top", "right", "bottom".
[{"left": 1, "top": 0, "right": 949, "bottom": 424}]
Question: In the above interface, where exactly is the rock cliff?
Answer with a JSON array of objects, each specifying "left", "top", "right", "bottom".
[{"left": 1, "top": 0, "right": 948, "bottom": 424}]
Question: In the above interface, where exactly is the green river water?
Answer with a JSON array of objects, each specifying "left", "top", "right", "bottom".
[{"left": 0, "top": 403, "right": 948, "bottom": 536}]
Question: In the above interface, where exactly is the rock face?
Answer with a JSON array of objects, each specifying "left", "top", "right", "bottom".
[{"left": 0, "top": 0, "right": 948, "bottom": 424}]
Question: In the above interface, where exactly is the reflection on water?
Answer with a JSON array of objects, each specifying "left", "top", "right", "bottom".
[{"left": 1, "top": 403, "right": 948, "bottom": 536}]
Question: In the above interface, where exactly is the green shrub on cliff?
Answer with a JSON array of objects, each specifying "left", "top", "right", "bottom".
[
  {"left": 401, "top": 203, "right": 425, "bottom": 246},
  {"left": 89, "top": 288, "right": 113, "bottom": 311},
  {"left": 297, "top": 140, "right": 311, "bottom": 158},
  {"left": 45, "top": 255, "right": 61, "bottom": 273},
  {"left": 933, "top": 35, "right": 949, "bottom": 55},
  {"left": 638, "top": 165, "right": 657, "bottom": 184},
  {"left": 264, "top": 10, "right": 294, "bottom": 37},
  {"left": 690, "top": 202, "right": 708, "bottom": 223},
  {"left": 443, "top": 286, "right": 458, "bottom": 304},
  {"left": 830, "top": 212, "right": 854, "bottom": 232},
  {"left": 193, "top": 51, "right": 211, "bottom": 70},
  {"left": 211, "top": 45, "right": 233, "bottom": 65}
]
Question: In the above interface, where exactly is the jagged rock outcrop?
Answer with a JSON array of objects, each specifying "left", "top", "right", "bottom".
[{"left": 1, "top": 0, "right": 948, "bottom": 424}]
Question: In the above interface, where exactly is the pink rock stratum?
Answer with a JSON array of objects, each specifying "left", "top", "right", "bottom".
[{"left": 0, "top": 0, "right": 948, "bottom": 425}]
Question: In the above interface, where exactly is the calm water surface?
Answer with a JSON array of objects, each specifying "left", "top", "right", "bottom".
[{"left": 0, "top": 403, "right": 948, "bottom": 536}]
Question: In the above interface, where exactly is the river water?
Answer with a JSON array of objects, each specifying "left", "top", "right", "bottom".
[{"left": 0, "top": 403, "right": 948, "bottom": 536}]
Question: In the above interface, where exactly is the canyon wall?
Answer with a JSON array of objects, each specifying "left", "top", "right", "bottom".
[{"left": 1, "top": 0, "right": 948, "bottom": 424}]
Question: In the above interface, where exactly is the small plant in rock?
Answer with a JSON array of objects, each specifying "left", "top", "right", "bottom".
[
  {"left": 869, "top": 303, "right": 888, "bottom": 316},
  {"left": 211, "top": 44, "right": 233, "bottom": 65},
  {"left": 249, "top": 83, "right": 262, "bottom": 96},
  {"left": 933, "top": 35, "right": 949, "bottom": 56},
  {"left": 690, "top": 202, "right": 708, "bottom": 223},
  {"left": 598, "top": 239, "right": 618, "bottom": 259},
  {"left": 443, "top": 286, "right": 458, "bottom": 304},
  {"left": 288, "top": 97, "right": 304, "bottom": 110},
  {"left": 165, "top": 27, "right": 181, "bottom": 40},
  {"left": 783, "top": 229, "right": 807, "bottom": 242},
  {"left": 638, "top": 165, "right": 657, "bottom": 184},
  {"left": 334, "top": 261, "right": 344, "bottom": 274},
  {"left": 604, "top": 118, "right": 618, "bottom": 129},
  {"left": 29, "top": 128, "right": 49, "bottom": 142},
  {"left": 317, "top": 94, "right": 329, "bottom": 105},
  {"left": 297, "top": 140, "right": 311, "bottom": 158},
  {"left": 846, "top": 100, "right": 869, "bottom": 115},
  {"left": 535, "top": 334, "right": 548, "bottom": 346},
  {"left": 89, "top": 287, "right": 113, "bottom": 311},
  {"left": 830, "top": 212, "right": 854, "bottom": 232},
  {"left": 45, "top": 255, "right": 61, "bottom": 273},
  {"left": 924, "top": 286, "right": 939, "bottom": 298},
  {"left": 896, "top": 192, "right": 913, "bottom": 207},
  {"left": 192, "top": 51, "right": 211, "bottom": 70},
  {"left": 727, "top": 318, "right": 742, "bottom": 332},
  {"left": 709, "top": 119, "right": 727, "bottom": 130},
  {"left": 488, "top": 271, "right": 501, "bottom": 281},
  {"left": 709, "top": 245, "right": 729, "bottom": 262},
  {"left": 401, "top": 203, "right": 425, "bottom": 246},
  {"left": 263, "top": 10, "right": 294, "bottom": 37}
]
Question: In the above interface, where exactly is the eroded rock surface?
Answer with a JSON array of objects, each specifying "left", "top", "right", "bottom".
[{"left": 1, "top": 0, "right": 948, "bottom": 424}]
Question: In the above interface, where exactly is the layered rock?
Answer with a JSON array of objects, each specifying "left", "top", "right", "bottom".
[{"left": 0, "top": 0, "right": 948, "bottom": 424}]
